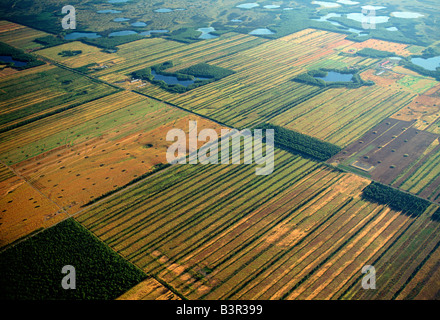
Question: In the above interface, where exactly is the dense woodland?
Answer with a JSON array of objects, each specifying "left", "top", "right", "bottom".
[
  {"left": 362, "top": 182, "right": 432, "bottom": 217},
  {"left": 259, "top": 123, "right": 342, "bottom": 161},
  {"left": 0, "top": 219, "right": 146, "bottom": 299}
]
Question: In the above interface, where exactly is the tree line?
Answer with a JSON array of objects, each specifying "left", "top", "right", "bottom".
[
  {"left": 258, "top": 123, "right": 342, "bottom": 161},
  {"left": 362, "top": 182, "right": 431, "bottom": 217}
]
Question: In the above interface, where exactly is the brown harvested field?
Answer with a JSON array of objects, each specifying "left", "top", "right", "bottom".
[
  {"left": 13, "top": 113, "right": 225, "bottom": 214},
  {"left": 116, "top": 277, "right": 181, "bottom": 300},
  {"left": 360, "top": 68, "right": 405, "bottom": 89},
  {"left": 0, "top": 163, "right": 65, "bottom": 247},
  {"left": 349, "top": 39, "right": 412, "bottom": 57},
  {"left": 330, "top": 117, "right": 440, "bottom": 199}
]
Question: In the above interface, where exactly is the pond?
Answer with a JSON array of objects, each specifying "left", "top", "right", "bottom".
[
  {"left": 197, "top": 27, "right": 218, "bottom": 40},
  {"left": 263, "top": 5, "right": 280, "bottom": 9},
  {"left": 347, "top": 12, "right": 389, "bottom": 24},
  {"left": 362, "top": 5, "right": 386, "bottom": 10},
  {"left": 154, "top": 8, "right": 173, "bottom": 13},
  {"left": 151, "top": 70, "right": 210, "bottom": 86},
  {"left": 315, "top": 71, "right": 353, "bottom": 82},
  {"left": 0, "top": 56, "right": 27, "bottom": 67},
  {"left": 114, "top": 17, "right": 130, "bottom": 22},
  {"left": 131, "top": 21, "right": 147, "bottom": 27},
  {"left": 411, "top": 56, "right": 440, "bottom": 71},
  {"left": 312, "top": 1, "right": 341, "bottom": 8},
  {"left": 392, "top": 12, "right": 424, "bottom": 19},
  {"left": 337, "top": 0, "right": 359, "bottom": 4},
  {"left": 108, "top": 0, "right": 129, "bottom": 3},
  {"left": 249, "top": 28, "right": 275, "bottom": 35},
  {"left": 230, "top": 19, "right": 242, "bottom": 22},
  {"left": 64, "top": 32, "right": 101, "bottom": 40},
  {"left": 97, "top": 9, "right": 122, "bottom": 13},
  {"left": 236, "top": 3, "right": 259, "bottom": 9},
  {"left": 386, "top": 27, "right": 398, "bottom": 31},
  {"left": 108, "top": 30, "right": 137, "bottom": 37},
  {"left": 140, "top": 29, "right": 169, "bottom": 36}
]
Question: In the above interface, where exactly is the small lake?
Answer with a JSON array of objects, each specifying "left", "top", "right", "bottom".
[
  {"left": 249, "top": 28, "right": 275, "bottom": 35},
  {"left": 315, "top": 71, "right": 353, "bottom": 82},
  {"left": 151, "top": 70, "right": 210, "bottom": 86},
  {"left": 108, "top": 30, "right": 137, "bottom": 37},
  {"left": 197, "top": 27, "right": 218, "bottom": 39},
  {"left": 236, "top": 3, "right": 260, "bottom": 9},
  {"left": 114, "top": 17, "right": 130, "bottom": 22},
  {"left": 283, "top": 8, "right": 294, "bottom": 10},
  {"left": 263, "top": 5, "right": 280, "bottom": 9},
  {"left": 140, "top": 29, "right": 169, "bottom": 36},
  {"left": 131, "top": 21, "right": 148, "bottom": 27},
  {"left": 386, "top": 27, "right": 398, "bottom": 31},
  {"left": 97, "top": 9, "right": 122, "bottom": 14},
  {"left": 347, "top": 12, "right": 389, "bottom": 24},
  {"left": 362, "top": 5, "right": 386, "bottom": 10},
  {"left": 154, "top": 8, "right": 173, "bottom": 13},
  {"left": 392, "top": 12, "right": 424, "bottom": 19},
  {"left": 337, "top": 0, "right": 359, "bottom": 4},
  {"left": 411, "top": 56, "right": 440, "bottom": 71},
  {"left": 65, "top": 32, "right": 101, "bottom": 40},
  {"left": 312, "top": 1, "right": 341, "bottom": 8},
  {"left": 108, "top": 0, "right": 129, "bottom": 3},
  {"left": 230, "top": 19, "right": 242, "bottom": 22},
  {"left": 0, "top": 56, "right": 27, "bottom": 67}
]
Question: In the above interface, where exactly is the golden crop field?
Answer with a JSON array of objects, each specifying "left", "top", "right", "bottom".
[
  {"left": 76, "top": 146, "right": 440, "bottom": 300},
  {"left": 0, "top": 20, "right": 48, "bottom": 50}
]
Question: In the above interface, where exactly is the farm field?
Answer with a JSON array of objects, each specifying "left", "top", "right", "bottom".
[
  {"left": 116, "top": 277, "right": 181, "bottom": 300},
  {"left": 35, "top": 28, "right": 430, "bottom": 149},
  {"left": 0, "top": 63, "right": 118, "bottom": 133},
  {"left": 76, "top": 147, "right": 440, "bottom": 300},
  {"left": 0, "top": 88, "right": 225, "bottom": 215},
  {"left": 330, "top": 117, "right": 440, "bottom": 204},
  {"left": 0, "top": 20, "right": 48, "bottom": 50},
  {"left": 1, "top": 8, "right": 440, "bottom": 301},
  {"left": 36, "top": 41, "right": 123, "bottom": 69},
  {"left": 0, "top": 162, "right": 64, "bottom": 247}
]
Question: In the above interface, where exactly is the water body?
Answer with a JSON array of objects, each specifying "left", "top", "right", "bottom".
[
  {"left": 236, "top": 3, "right": 260, "bottom": 9},
  {"left": 249, "top": 28, "right": 275, "bottom": 35},
  {"left": 362, "top": 5, "right": 386, "bottom": 10},
  {"left": 108, "top": 0, "right": 129, "bottom": 3},
  {"left": 108, "top": 30, "right": 137, "bottom": 37},
  {"left": 392, "top": 12, "right": 424, "bottom": 18},
  {"left": 0, "top": 55, "right": 27, "bottom": 67},
  {"left": 140, "top": 29, "right": 169, "bottom": 36},
  {"left": 283, "top": 8, "right": 294, "bottom": 10},
  {"left": 151, "top": 70, "right": 210, "bottom": 86},
  {"left": 114, "top": 17, "right": 130, "bottom": 22},
  {"left": 230, "top": 19, "right": 242, "bottom": 22},
  {"left": 315, "top": 71, "right": 353, "bottom": 82},
  {"left": 312, "top": 13, "right": 342, "bottom": 22},
  {"left": 131, "top": 21, "right": 147, "bottom": 27},
  {"left": 347, "top": 12, "right": 390, "bottom": 24},
  {"left": 263, "top": 5, "right": 280, "bottom": 9},
  {"left": 386, "top": 26, "right": 398, "bottom": 31},
  {"left": 64, "top": 32, "right": 101, "bottom": 40},
  {"left": 411, "top": 56, "right": 440, "bottom": 71},
  {"left": 154, "top": 8, "right": 173, "bottom": 13},
  {"left": 97, "top": 9, "right": 122, "bottom": 13},
  {"left": 337, "top": 0, "right": 359, "bottom": 4},
  {"left": 312, "top": 1, "right": 341, "bottom": 8},
  {"left": 197, "top": 27, "right": 218, "bottom": 39}
]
